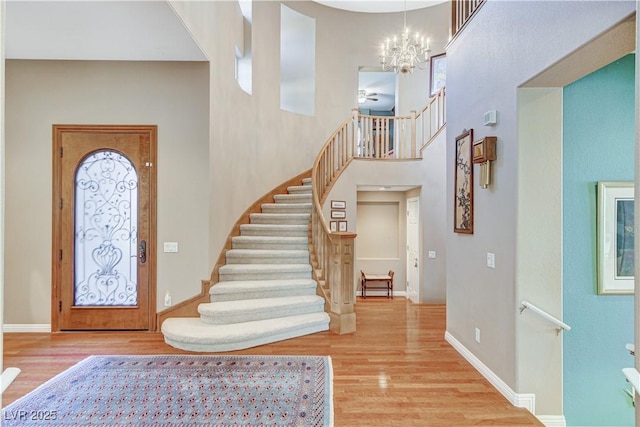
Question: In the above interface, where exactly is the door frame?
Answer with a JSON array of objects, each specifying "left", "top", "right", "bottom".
[
  {"left": 406, "top": 196, "right": 420, "bottom": 303},
  {"left": 51, "top": 124, "right": 157, "bottom": 332}
]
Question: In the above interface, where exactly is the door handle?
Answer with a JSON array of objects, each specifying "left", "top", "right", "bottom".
[{"left": 139, "top": 240, "right": 147, "bottom": 264}]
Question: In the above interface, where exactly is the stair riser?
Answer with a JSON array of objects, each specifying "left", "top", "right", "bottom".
[
  {"left": 162, "top": 318, "right": 329, "bottom": 353},
  {"left": 219, "top": 271, "right": 312, "bottom": 281},
  {"left": 273, "top": 195, "right": 312, "bottom": 204},
  {"left": 232, "top": 241, "right": 308, "bottom": 250},
  {"left": 286, "top": 185, "right": 312, "bottom": 194},
  {"left": 261, "top": 205, "right": 311, "bottom": 214},
  {"left": 200, "top": 301, "right": 324, "bottom": 325},
  {"left": 211, "top": 288, "right": 316, "bottom": 302},
  {"left": 240, "top": 226, "right": 308, "bottom": 237},
  {"left": 226, "top": 254, "right": 310, "bottom": 265},
  {"left": 249, "top": 214, "right": 309, "bottom": 225}
]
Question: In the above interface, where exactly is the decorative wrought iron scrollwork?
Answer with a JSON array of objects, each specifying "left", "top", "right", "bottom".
[{"left": 74, "top": 150, "right": 138, "bottom": 306}]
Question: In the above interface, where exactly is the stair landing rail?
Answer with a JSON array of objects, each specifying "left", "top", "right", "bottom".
[{"left": 311, "top": 88, "right": 446, "bottom": 334}]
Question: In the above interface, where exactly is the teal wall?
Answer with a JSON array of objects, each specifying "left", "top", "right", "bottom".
[{"left": 563, "top": 54, "right": 635, "bottom": 426}]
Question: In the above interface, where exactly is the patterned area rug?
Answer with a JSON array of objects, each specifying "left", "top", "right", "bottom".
[{"left": 2, "top": 354, "right": 333, "bottom": 427}]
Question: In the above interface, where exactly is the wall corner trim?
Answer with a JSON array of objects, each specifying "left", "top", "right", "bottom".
[
  {"left": 444, "top": 331, "right": 537, "bottom": 413},
  {"left": 3, "top": 324, "right": 51, "bottom": 333}
]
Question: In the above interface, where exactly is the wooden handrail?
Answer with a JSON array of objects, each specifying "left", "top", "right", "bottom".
[{"left": 310, "top": 88, "right": 446, "bottom": 334}]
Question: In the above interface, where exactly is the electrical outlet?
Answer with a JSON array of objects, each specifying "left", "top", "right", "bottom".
[
  {"left": 428, "top": 251, "right": 436, "bottom": 259},
  {"left": 164, "top": 291, "right": 172, "bottom": 307},
  {"left": 475, "top": 328, "right": 481, "bottom": 343}
]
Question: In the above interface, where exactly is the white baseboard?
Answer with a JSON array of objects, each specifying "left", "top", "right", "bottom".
[
  {"left": 444, "top": 331, "right": 536, "bottom": 413},
  {"left": 3, "top": 324, "right": 51, "bottom": 333},
  {"left": 536, "top": 415, "right": 567, "bottom": 427}
]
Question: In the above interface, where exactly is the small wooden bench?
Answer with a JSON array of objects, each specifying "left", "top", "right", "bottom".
[{"left": 360, "top": 270, "right": 394, "bottom": 299}]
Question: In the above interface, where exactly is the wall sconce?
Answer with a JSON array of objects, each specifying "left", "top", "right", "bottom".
[{"left": 473, "top": 136, "right": 497, "bottom": 189}]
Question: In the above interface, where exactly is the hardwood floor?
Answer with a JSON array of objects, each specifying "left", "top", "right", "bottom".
[{"left": 3, "top": 298, "right": 542, "bottom": 426}]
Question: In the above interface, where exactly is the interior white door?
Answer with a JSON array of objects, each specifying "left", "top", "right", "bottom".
[{"left": 406, "top": 197, "right": 420, "bottom": 303}]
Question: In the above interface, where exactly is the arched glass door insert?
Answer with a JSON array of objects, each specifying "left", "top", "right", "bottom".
[{"left": 74, "top": 150, "right": 138, "bottom": 306}]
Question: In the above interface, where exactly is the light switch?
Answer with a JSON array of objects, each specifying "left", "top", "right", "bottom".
[
  {"left": 428, "top": 251, "right": 437, "bottom": 259},
  {"left": 164, "top": 242, "right": 179, "bottom": 253},
  {"left": 487, "top": 252, "right": 495, "bottom": 269}
]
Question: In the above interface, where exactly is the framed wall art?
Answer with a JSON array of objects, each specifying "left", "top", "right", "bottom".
[
  {"left": 338, "top": 221, "right": 348, "bottom": 232},
  {"left": 330, "top": 221, "right": 338, "bottom": 232},
  {"left": 454, "top": 129, "right": 474, "bottom": 234},
  {"left": 331, "top": 210, "right": 346, "bottom": 219},
  {"left": 429, "top": 53, "right": 446, "bottom": 97},
  {"left": 597, "top": 181, "right": 634, "bottom": 295},
  {"left": 331, "top": 200, "right": 346, "bottom": 209}
]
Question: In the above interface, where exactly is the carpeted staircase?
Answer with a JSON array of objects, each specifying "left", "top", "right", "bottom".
[{"left": 161, "top": 178, "right": 330, "bottom": 352}]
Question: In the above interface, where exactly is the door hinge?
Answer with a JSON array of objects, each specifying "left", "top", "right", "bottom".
[
  {"left": 59, "top": 249, "right": 63, "bottom": 261},
  {"left": 60, "top": 147, "right": 63, "bottom": 158},
  {"left": 59, "top": 301, "right": 62, "bottom": 312},
  {"left": 59, "top": 198, "right": 63, "bottom": 209}
]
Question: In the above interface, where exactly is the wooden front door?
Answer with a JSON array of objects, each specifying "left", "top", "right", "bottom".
[{"left": 52, "top": 125, "right": 157, "bottom": 331}]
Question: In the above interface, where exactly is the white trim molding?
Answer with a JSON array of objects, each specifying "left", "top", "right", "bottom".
[
  {"left": 3, "top": 324, "right": 51, "bottom": 333},
  {"left": 445, "top": 331, "right": 536, "bottom": 411},
  {"left": 536, "top": 415, "right": 567, "bottom": 427},
  {"left": 444, "top": 331, "right": 567, "bottom": 427}
]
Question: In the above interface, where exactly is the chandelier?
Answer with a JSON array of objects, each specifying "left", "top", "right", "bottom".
[{"left": 379, "top": 1, "right": 431, "bottom": 74}]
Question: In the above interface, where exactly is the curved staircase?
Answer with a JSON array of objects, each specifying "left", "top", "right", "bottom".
[{"left": 162, "top": 178, "right": 330, "bottom": 352}]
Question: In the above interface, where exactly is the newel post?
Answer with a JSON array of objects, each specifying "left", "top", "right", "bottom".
[{"left": 328, "top": 231, "right": 357, "bottom": 334}]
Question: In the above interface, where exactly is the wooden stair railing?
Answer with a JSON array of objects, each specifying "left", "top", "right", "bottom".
[
  {"left": 311, "top": 88, "right": 446, "bottom": 334},
  {"left": 451, "top": 0, "right": 486, "bottom": 40}
]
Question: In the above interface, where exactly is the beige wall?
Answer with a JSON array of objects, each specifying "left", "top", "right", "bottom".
[
  {"left": 3, "top": 0, "right": 451, "bottom": 325},
  {"left": 324, "top": 134, "right": 448, "bottom": 304},
  {"left": 169, "top": 0, "right": 450, "bottom": 270},
  {"left": 4, "top": 60, "right": 210, "bottom": 322}
]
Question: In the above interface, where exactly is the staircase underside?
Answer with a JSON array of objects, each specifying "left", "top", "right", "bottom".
[{"left": 161, "top": 177, "right": 329, "bottom": 352}]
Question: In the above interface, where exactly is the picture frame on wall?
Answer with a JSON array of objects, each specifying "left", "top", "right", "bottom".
[
  {"left": 331, "top": 200, "right": 346, "bottom": 209},
  {"left": 331, "top": 210, "right": 346, "bottom": 219},
  {"left": 338, "top": 221, "right": 347, "bottom": 232},
  {"left": 597, "top": 181, "right": 634, "bottom": 295},
  {"left": 453, "top": 128, "right": 474, "bottom": 234},
  {"left": 330, "top": 221, "right": 338, "bottom": 232},
  {"left": 429, "top": 53, "right": 446, "bottom": 97}
]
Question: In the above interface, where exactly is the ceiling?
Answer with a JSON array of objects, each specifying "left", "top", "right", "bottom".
[{"left": 314, "top": 0, "right": 446, "bottom": 13}]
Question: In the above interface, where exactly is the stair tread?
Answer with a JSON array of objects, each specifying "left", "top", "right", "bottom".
[
  {"left": 219, "top": 264, "right": 312, "bottom": 272},
  {"left": 210, "top": 278, "right": 317, "bottom": 295},
  {"left": 240, "top": 224, "right": 307, "bottom": 229},
  {"left": 261, "top": 202, "right": 311, "bottom": 209},
  {"left": 162, "top": 312, "right": 329, "bottom": 351},
  {"left": 226, "top": 249, "right": 310, "bottom": 256},
  {"left": 232, "top": 236, "right": 307, "bottom": 242},
  {"left": 250, "top": 213, "right": 310, "bottom": 217},
  {"left": 200, "top": 295, "right": 323, "bottom": 314}
]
